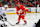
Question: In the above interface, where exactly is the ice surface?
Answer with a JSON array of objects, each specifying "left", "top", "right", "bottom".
[{"left": 6, "top": 13, "right": 40, "bottom": 27}]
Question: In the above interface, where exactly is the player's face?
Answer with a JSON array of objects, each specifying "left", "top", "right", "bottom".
[
  {"left": 18, "top": 4, "right": 20, "bottom": 6},
  {"left": 5, "top": 7, "right": 7, "bottom": 9}
]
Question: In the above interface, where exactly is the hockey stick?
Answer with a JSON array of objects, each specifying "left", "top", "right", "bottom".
[{"left": 7, "top": 21, "right": 15, "bottom": 26}]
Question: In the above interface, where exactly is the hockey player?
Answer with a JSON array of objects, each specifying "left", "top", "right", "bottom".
[
  {"left": 0, "top": 5, "right": 8, "bottom": 27},
  {"left": 16, "top": 2, "right": 31, "bottom": 25},
  {"left": 1, "top": 5, "right": 8, "bottom": 21}
]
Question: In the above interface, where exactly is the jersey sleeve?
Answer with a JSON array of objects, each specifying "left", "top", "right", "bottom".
[{"left": 16, "top": 6, "right": 19, "bottom": 14}]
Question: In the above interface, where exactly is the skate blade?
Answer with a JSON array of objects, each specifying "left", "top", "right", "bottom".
[
  {"left": 13, "top": 24, "right": 27, "bottom": 26},
  {"left": 23, "top": 22, "right": 27, "bottom": 26}
]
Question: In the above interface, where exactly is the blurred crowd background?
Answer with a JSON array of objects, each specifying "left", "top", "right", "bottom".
[{"left": 0, "top": 0, "right": 40, "bottom": 8}]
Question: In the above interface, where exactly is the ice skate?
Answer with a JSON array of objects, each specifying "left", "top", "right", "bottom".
[
  {"left": 16, "top": 22, "right": 19, "bottom": 25},
  {"left": 23, "top": 22, "right": 27, "bottom": 25}
]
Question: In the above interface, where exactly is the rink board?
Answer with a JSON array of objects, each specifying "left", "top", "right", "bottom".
[{"left": 6, "top": 7, "right": 40, "bottom": 14}]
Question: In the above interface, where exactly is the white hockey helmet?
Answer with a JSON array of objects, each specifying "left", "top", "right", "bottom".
[{"left": 4, "top": 5, "right": 8, "bottom": 8}]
